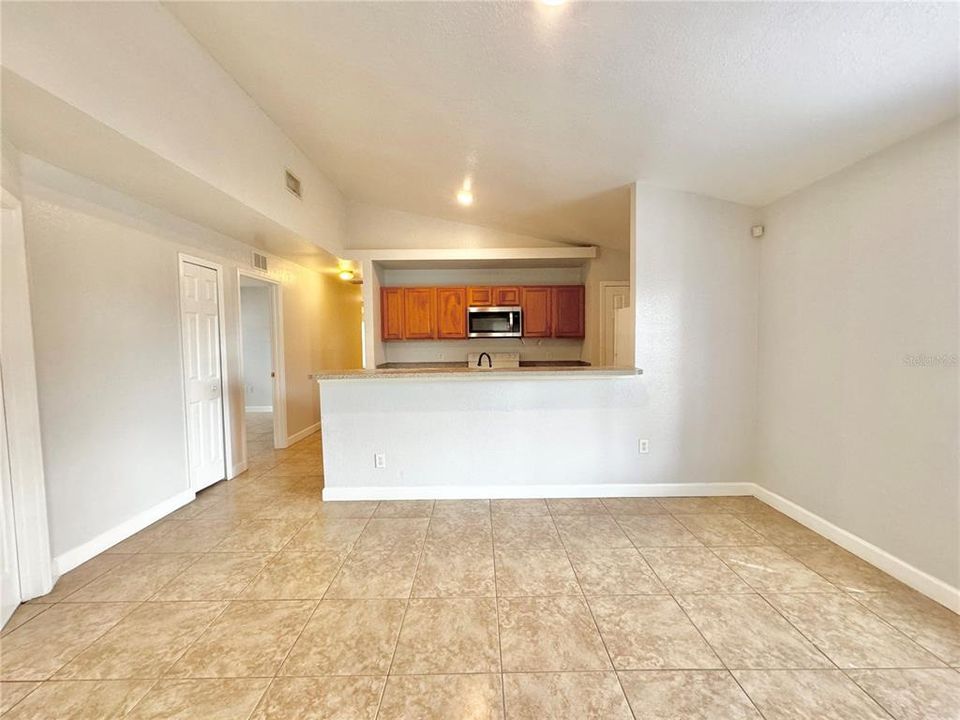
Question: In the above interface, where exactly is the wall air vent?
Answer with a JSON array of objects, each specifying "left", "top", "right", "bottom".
[
  {"left": 252, "top": 252, "right": 268, "bottom": 272},
  {"left": 284, "top": 169, "right": 302, "bottom": 199}
]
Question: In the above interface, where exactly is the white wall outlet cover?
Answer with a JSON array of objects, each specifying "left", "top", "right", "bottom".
[
  {"left": 751, "top": 225, "right": 765, "bottom": 238},
  {"left": 638, "top": 439, "right": 650, "bottom": 454},
  {"left": 374, "top": 453, "right": 386, "bottom": 469}
]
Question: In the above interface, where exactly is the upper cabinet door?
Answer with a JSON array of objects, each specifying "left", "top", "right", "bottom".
[
  {"left": 493, "top": 286, "right": 521, "bottom": 306},
  {"left": 467, "top": 287, "right": 493, "bottom": 307},
  {"left": 403, "top": 287, "right": 437, "bottom": 339},
  {"left": 552, "top": 285, "right": 585, "bottom": 338},
  {"left": 381, "top": 287, "right": 404, "bottom": 341},
  {"left": 521, "top": 286, "right": 552, "bottom": 337},
  {"left": 436, "top": 287, "right": 467, "bottom": 339}
]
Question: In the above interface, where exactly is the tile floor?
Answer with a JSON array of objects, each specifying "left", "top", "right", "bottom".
[{"left": 1, "top": 413, "right": 958, "bottom": 718}]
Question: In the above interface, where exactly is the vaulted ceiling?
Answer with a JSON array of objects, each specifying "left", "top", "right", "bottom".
[{"left": 167, "top": 1, "right": 958, "bottom": 248}]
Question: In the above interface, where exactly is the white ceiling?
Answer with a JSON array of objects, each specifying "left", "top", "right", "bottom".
[{"left": 166, "top": 2, "right": 958, "bottom": 247}]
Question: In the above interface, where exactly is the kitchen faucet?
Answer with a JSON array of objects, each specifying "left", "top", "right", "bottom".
[{"left": 477, "top": 352, "right": 492, "bottom": 368}]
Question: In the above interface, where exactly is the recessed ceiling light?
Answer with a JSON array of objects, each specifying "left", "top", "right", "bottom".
[{"left": 456, "top": 189, "right": 474, "bottom": 206}]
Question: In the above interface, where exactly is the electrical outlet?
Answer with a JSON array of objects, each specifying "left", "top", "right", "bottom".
[
  {"left": 374, "top": 453, "right": 386, "bottom": 469},
  {"left": 638, "top": 439, "right": 649, "bottom": 454}
]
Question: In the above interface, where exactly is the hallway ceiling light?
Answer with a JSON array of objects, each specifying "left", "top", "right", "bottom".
[{"left": 338, "top": 269, "right": 355, "bottom": 281}]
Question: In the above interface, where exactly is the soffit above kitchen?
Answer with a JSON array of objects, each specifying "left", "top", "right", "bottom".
[{"left": 165, "top": 1, "right": 958, "bottom": 249}]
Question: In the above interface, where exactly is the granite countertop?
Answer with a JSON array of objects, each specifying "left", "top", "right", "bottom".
[{"left": 315, "top": 362, "right": 642, "bottom": 381}]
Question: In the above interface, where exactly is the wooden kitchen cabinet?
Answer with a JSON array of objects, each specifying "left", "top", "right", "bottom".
[
  {"left": 402, "top": 287, "right": 437, "bottom": 339},
  {"left": 466, "top": 287, "right": 493, "bottom": 306},
  {"left": 436, "top": 287, "right": 467, "bottom": 338},
  {"left": 380, "top": 287, "right": 404, "bottom": 340},
  {"left": 493, "top": 286, "right": 521, "bottom": 306},
  {"left": 521, "top": 286, "right": 552, "bottom": 337},
  {"left": 552, "top": 285, "right": 585, "bottom": 338}
]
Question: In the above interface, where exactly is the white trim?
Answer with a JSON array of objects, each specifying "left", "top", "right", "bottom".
[
  {"left": 285, "top": 422, "right": 320, "bottom": 447},
  {"left": 229, "top": 460, "right": 248, "bottom": 478},
  {"left": 598, "top": 280, "right": 630, "bottom": 367},
  {"left": 51, "top": 490, "right": 195, "bottom": 577},
  {"left": 347, "top": 246, "right": 597, "bottom": 264},
  {"left": 323, "top": 482, "right": 755, "bottom": 502},
  {"left": 178, "top": 253, "right": 234, "bottom": 490},
  {"left": 0, "top": 193, "right": 54, "bottom": 599},
  {"left": 753, "top": 485, "right": 960, "bottom": 613},
  {"left": 244, "top": 406, "right": 273, "bottom": 413}
]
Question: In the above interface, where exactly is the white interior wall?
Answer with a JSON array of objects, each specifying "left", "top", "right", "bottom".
[
  {"left": 632, "top": 183, "right": 761, "bottom": 486},
  {"left": 18, "top": 156, "right": 360, "bottom": 568},
  {"left": 240, "top": 286, "right": 273, "bottom": 409},
  {"left": 757, "top": 119, "right": 959, "bottom": 590}
]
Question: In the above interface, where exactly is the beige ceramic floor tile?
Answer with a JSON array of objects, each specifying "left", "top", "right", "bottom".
[
  {"left": 324, "top": 547, "right": 421, "bottom": 598},
  {"left": 105, "top": 520, "right": 179, "bottom": 554},
  {"left": 353, "top": 518, "right": 429, "bottom": 552},
  {"left": 676, "top": 594, "right": 832, "bottom": 669},
  {"left": 547, "top": 498, "right": 607, "bottom": 515},
  {"left": 567, "top": 547, "right": 665, "bottom": 595},
  {"left": 765, "top": 593, "right": 945, "bottom": 668},
  {"left": 492, "top": 514, "right": 561, "bottom": 549},
  {"left": 781, "top": 544, "right": 906, "bottom": 593},
  {"left": 503, "top": 672, "right": 632, "bottom": 720},
  {"left": 241, "top": 551, "right": 345, "bottom": 599},
  {"left": 431, "top": 499, "right": 491, "bottom": 518},
  {"left": 152, "top": 553, "right": 271, "bottom": 601},
  {"left": 373, "top": 500, "right": 435, "bottom": 518},
  {"left": 2, "top": 680, "right": 154, "bottom": 720},
  {"left": 413, "top": 542, "right": 496, "bottom": 597},
  {"left": 618, "top": 670, "right": 762, "bottom": 719},
  {"left": 491, "top": 499, "right": 549, "bottom": 515},
  {"left": 285, "top": 516, "right": 368, "bottom": 552},
  {"left": 378, "top": 674, "right": 503, "bottom": 720},
  {"left": 674, "top": 514, "right": 767, "bottom": 546},
  {"left": 714, "top": 546, "right": 838, "bottom": 592},
  {"left": 590, "top": 595, "right": 723, "bottom": 670},
  {"left": 0, "top": 603, "right": 136, "bottom": 681},
  {"left": 657, "top": 497, "right": 758, "bottom": 514},
  {"left": 63, "top": 554, "right": 200, "bottom": 602},
  {"left": 137, "top": 521, "right": 236, "bottom": 553},
  {"left": 615, "top": 515, "right": 702, "bottom": 547},
  {"left": 498, "top": 596, "right": 610, "bottom": 672},
  {"left": 1, "top": 605, "right": 48, "bottom": 636},
  {"left": 640, "top": 547, "right": 752, "bottom": 594},
  {"left": 738, "top": 513, "right": 829, "bottom": 546},
  {"left": 28, "top": 554, "right": 131, "bottom": 604},
  {"left": 168, "top": 600, "right": 315, "bottom": 678},
  {"left": 251, "top": 676, "right": 383, "bottom": 720},
  {"left": 494, "top": 546, "right": 580, "bottom": 596},
  {"left": 0, "top": 682, "right": 39, "bottom": 715},
  {"left": 212, "top": 519, "right": 306, "bottom": 552},
  {"left": 847, "top": 668, "right": 960, "bottom": 720},
  {"left": 425, "top": 517, "right": 493, "bottom": 547},
  {"left": 554, "top": 514, "right": 633, "bottom": 550},
  {"left": 601, "top": 498, "right": 667, "bottom": 514},
  {"left": 733, "top": 669, "right": 891, "bottom": 719},
  {"left": 54, "top": 602, "right": 225, "bottom": 679},
  {"left": 392, "top": 598, "right": 500, "bottom": 674},
  {"left": 279, "top": 599, "right": 405, "bottom": 676},
  {"left": 856, "top": 590, "right": 960, "bottom": 665},
  {"left": 315, "top": 500, "right": 379, "bottom": 518},
  {"left": 125, "top": 678, "right": 270, "bottom": 719}
]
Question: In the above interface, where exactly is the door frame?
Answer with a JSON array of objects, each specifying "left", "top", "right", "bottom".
[
  {"left": 598, "top": 281, "right": 630, "bottom": 367},
  {"left": 0, "top": 190, "right": 54, "bottom": 601},
  {"left": 236, "top": 269, "right": 287, "bottom": 466},
  {"left": 177, "top": 253, "right": 233, "bottom": 490}
]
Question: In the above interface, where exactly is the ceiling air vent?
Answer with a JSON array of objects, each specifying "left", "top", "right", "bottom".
[
  {"left": 252, "top": 252, "right": 268, "bottom": 272},
  {"left": 284, "top": 169, "right": 302, "bottom": 199}
]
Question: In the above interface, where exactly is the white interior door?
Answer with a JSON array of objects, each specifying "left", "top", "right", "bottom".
[
  {"left": 0, "top": 365, "right": 22, "bottom": 627},
  {"left": 601, "top": 282, "right": 631, "bottom": 366},
  {"left": 180, "top": 261, "right": 226, "bottom": 490}
]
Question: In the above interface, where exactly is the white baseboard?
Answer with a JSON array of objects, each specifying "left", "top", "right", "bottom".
[
  {"left": 322, "top": 482, "right": 755, "bottom": 502},
  {"left": 228, "top": 460, "right": 248, "bottom": 479},
  {"left": 51, "top": 489, "right": 195, "bottom": 577},
  {"left": 245, "top": 406, "right": 273, "bottom": 413},
  {"left": 285, "top": 422, "right": 320, "bottom": 447},
  {"left": 753, "top": 485, "right": 960, "bottom": 613}
]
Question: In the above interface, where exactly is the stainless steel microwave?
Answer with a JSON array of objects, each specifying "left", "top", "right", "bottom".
[{"left": 467, "top": 306, "right": 522, "bottom": 338}]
